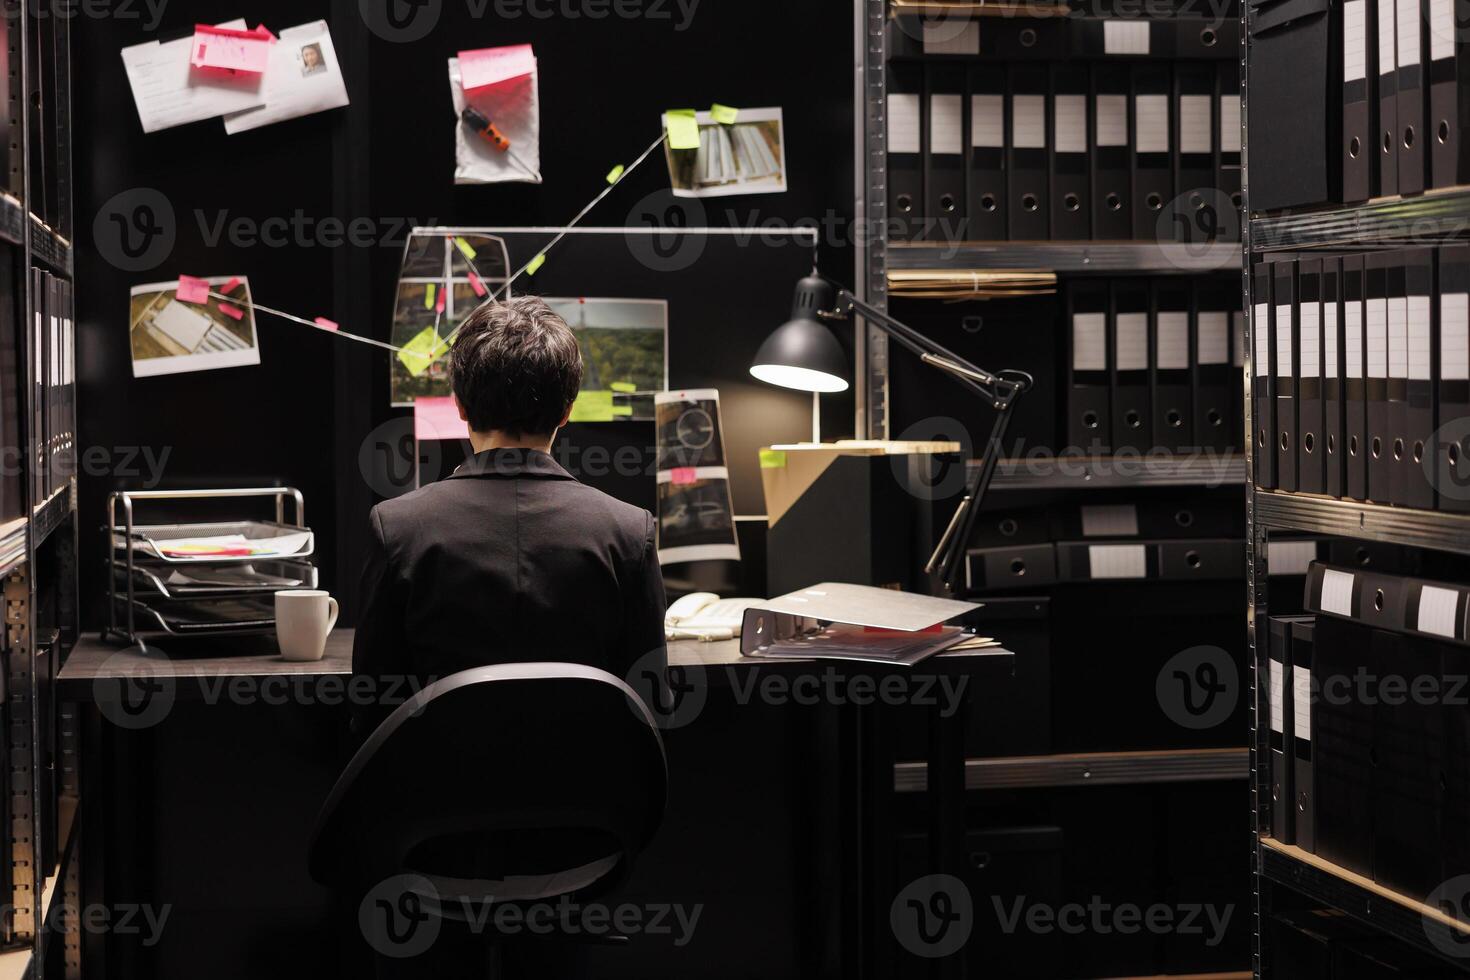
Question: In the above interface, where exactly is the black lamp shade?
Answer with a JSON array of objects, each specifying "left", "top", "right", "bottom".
[{"left": 749, "top": 275, "right": 850, "bottom": 393}]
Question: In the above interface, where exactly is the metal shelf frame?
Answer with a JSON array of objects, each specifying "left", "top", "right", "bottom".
[
  {"left": 1251, "top": 187, "right": 1470, "bottom": 253},
  {"left": 893, "top": 747, "right": 1248, "bottom": 792},
  {"left": 888, "top": 241, "right": 1241, "bottom": 275},
  {"left": 983, "top": 453, "right": 1246, "bottom": 490}
]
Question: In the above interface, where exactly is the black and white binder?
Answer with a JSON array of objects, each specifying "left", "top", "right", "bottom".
[
  {"left": 968, "top": 65, "right": 1008, "bottom": 242},
  {"left": 1050, "top": 63, "right": 1090, "bottom": 241},
  {"left": 1366, "top": 252, "right": 1394, "bottom": 502},
  {"left": 1193, "top": 278, "right": 1236, "bottom": 453},
  {"left": 1092, "top": 64, "right": 1133, "bottom": 240},
  {"left": 1174, "top": 63, "right": 1217, "bottom": 244},
  {"left": 888, "top": 65, "right": 924, "bottom": 242},
  {"left": 1152, "top": 279, "right": 1193, "bottom": 452},
  {"left": 1067, "top": 280, "right": 1111, "bottom": 453},
  {"left": 30, "top": 266, "right": 44, "bottom": 504},
  {"left": 1343, "top": 0, "right": 1374, "bottom": 201},
  {"left": 1112, "top": 280, "right": 1152, "bottom": 453},
  {"left": 1344, "top": 254, "right": 1370, "bottom": 500},
  {"left": 1396, "top": 0, "right": 1427, "bottom": 195},
  {"left": 1268, "top": 616, "right": 1297, "bottom": 844},
  {"left": 1291, "top": 618, "right": 1317, "bottom": 853},
  {"left": 1404, "top": 248, "right": 1436, "bottom": 509},
  {"left": 1008, "top": 64, "right": 1050, "bottom": 241},
  {"left": 1298, "top": 258, "right": 1326, "bottom": 494},
  {"left": 1430, "top": 0, "right": 1470, "bottom": 188},
  {"left": 1387, "top": 254, "right": 1411, "bottom": 505},
  {"left": 926, "top": 64, "right": 966, "bottom": 243},
  {"left": 1254, "top": 260, "right": 1278, "bottom": 489},
  {"left": 1440, "top": 244, "right": 1470, "bottom": 510},
  {"left": 1378, "top": 0, "right": 1400, "bottom": 196},
  {"left": 1131, "top": 63, "right": 1173, "bottom": 242},
  {"left": 1217, "top": 61, "right": 1243, "bottom": 216},
  {"left": 1275, "top": 259, "right": 1299, "bottom": 491},
  {"left": 1323, "top": 257, "right": 1346, "bottom": 498}
]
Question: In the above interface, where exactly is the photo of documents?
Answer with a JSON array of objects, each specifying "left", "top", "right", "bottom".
[
  {"left": 223, "top": 20, "right": 350, "bottom": 134},
  {"left": 664, "top": 107, "right": 787, "bottom": 198},
  {"left": 129, "top": 277, "right": 260, "bottom": 378},
  {"left": 122, "top": 19, "right": 267, "bottom": 134},
  {"left": 547, "top": 298, "right": 666, "bottom": 422},
  {"left": 449, "top": 47, "right": 542, "bottom": 185},
  {"left": 655, "top": 389, "right": 740, "bottom": 564}
]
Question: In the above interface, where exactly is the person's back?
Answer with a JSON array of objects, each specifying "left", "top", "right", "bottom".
[{"left": 351, "top": 298, "right": 667, "bottom": 725}]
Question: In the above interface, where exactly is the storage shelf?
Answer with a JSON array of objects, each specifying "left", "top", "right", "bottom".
[
  {"left": 31, "top": 483, "right": 71, "bottom": 553},
  {"left": 887, "top": 241, "right": 1240, "bottom": 275},
  {"left": 0, "top": 194, "right": 71, "bottom": 278},
  {"left": 1251, "top": 186, "right": 1470, "bottom": 252},
  {"left": 982, "top": 454, "right": 1245, "bottom": 490},
  {"left": 890, "top": 0, "right": 1071, "bottom": 18},
  {"left": 1260, "top": 839, "right": 1470, "bottom": 968},
  {"left": 1254, "top": 490, "right": 1470, "bottom": 556},
  {"left": 894, "top": 747, "right": 1247, "bottom": 792}
]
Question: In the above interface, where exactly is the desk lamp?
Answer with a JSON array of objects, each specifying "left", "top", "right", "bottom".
[{"left": 749, "top": 273, "right": 1032, "bottom": 594}]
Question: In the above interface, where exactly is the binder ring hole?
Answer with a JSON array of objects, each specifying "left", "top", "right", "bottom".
[
  {"left": 1451, "top": 442, "right": 1462, "bottom": 466},
  {"left": 962, "top": 315, "right": 984, "bottom": 333},
  {"left": 980, "top": 193, "right": 998, "bottom": 212},
  {"left": 1166, "top": 409, "right": 1183, "bottom": 428},
  {"left": 1355, "top": 547, "right": 1371, "bottom": 565},
  {"left": 1371, "top": 436, "right": 1382, "bottom": 458},
  {"left": 970, "top": 851, "right": 992, "bottom": 870},
  {"left": 1106, "top": 193, "right": 1122, "bottom": 211},
  {"left": 1368, "top": 748, "right": 1379, "bottom": 767},
  {"left": 1374, "top": 589, "right": 1384, "bottom": 611},
  {"left": 940, "top": 193, "right": 956, "bottom": 213},
  {"left": 1349, "top": 136, "right": 1361, "bottom": 159},
  {"left": 896, "top": 193, "right": 914, "bottom": 214},
  {"left": 1231, "top": 192, "right": 1243, "bottom": 209},
  {"left": 1280, "top": 432, "right": 1289, "bottom": 452},
  {"left": 1009, "top": 559, "right": 1027, "bottom": 577},
  {"left": 1442, "top": 121, "right": 1452, "bottom": 144},
  {"left": 1200, "top": 27, "right": 1217, "bottom": 45},
  {"left": 1083, "top": 410, "right": 1100, "bottom": 430},
  {"left": 1191, "top": 192, "right": 1206, "bottom": 211},
  {"left": 1146, "top": 192, "right": 1164, "bottom": 211},
  {"left": 1174, "top": 509, "right": 1194, "bottom": 527},
  {"left": 1413, "top": 440, "right": 1424, "bottom": 463},
  {"left": 1350, "top": 435, "right": 1360, "bottom": 457},
  {"left": 1297, "top": 793, "right": 1307, "bottom": 812},
  {"left": 1258, "top": 427, "right": 1267, "bottom": 448},
  {"left": 1185, "top": 550, "right": 1201, "bottom": 568},
  {"left": 1304, "top": 432, "right": 1314, "bottom": 454},
  {"left": 1327, "top": 434, "right": 1336, "bottom": 454},
  {"left": 1393, "top": 437, "right": 1405, "bottom": 461},
  {"left": 1022, "top": 193, "right": 1039, "bottom": 212},
  {"left": 1019, "top": 27, "right": 1037, "bottom": 46},
  {"left": 999, "top": 518, "right": 1019, "bottom": 537},
  {"left": 1384, "top": 131, "right": 1393, "bottom": 154},
  {"left": 1125, "top": 409, "right": 1141, "bottom": 429},
  {"left": 1272, "top": 783, "right": 1280, "bottom": 802},
  {"left": 1405, "top": 126, "right": 1416, "bottom": 150},
  {"left": 1064, "top": 193, "right": 1081, "bottom": 212},
  {"left": 1207, "top": 409, "right": 1222, "bottom": 427}
]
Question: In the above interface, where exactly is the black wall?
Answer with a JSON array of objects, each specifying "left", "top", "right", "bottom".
[{"left": 74, "top": 0, "right": 855, "bottom": 626}]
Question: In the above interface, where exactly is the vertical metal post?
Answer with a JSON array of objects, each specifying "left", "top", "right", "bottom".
[{"left": 859, "top": 0, "right": 891, "bottom": 440}]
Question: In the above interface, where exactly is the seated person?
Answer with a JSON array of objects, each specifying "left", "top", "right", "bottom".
[{"left": 352, "top": 297, "right": 668, "bottom": 728}]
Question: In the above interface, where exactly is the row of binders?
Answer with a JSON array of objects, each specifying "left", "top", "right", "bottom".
[
  {"left": 1249, "top": 0, "right": 1470, "bottom": 210},
  {"left": 1250, "top": 247, "right": 1470, "bottom": 511},
  {"left": 888, "top": 14, "right": 1240, "bottom": 63},
  {"left": 32, "top": 267, "right": 74, "bottom": 507},
  {"left": 1066, "top": 277, "right": 1243, "bottom": 456},
  {"left": 1268, "top": 562, "right": 1470, "bottom": 914},
  {"left": 888, "top": 60, "right": 1242, "bottom": 243}
]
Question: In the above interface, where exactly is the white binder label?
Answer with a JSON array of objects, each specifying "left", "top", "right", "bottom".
[
  {"left": 1324, "top": 302, "right": 1339, "bottom": 379},
  {"left": 1220, "top": 94, "right": 1242, "bottom": 154},
  {"left": 1345, "top": 0, "right": 1369, "bottom": 81},
  {"left": 1116, "top": 313, "right": 1148, "bottom": 371},
  {"left": 1089, "top": 544, "right": 1146, "bottom": 579},
  {"left": 1179, "top": 95, "right": 1213, "bottom": 154},
  {"left": 929, "top": 94, "right": 963, "bottom": 155},
  {"left": 1444, "top": 293, "right": 1470, "bottom": 380},
  {"left": 1389, "top": 297, "right": 1409, "bottom": 379},
  {"left": 1321, "top": 568, "right": 1356, "bottom": 616},
  {"left": 1254, "top": 304, "right": 1270, "bottom": 369},
  {"left": 888, "top": 93, "right": 921, "bottom": 154},
  {"left": 1397, "top": 0, "right": 1421, "bottom": 66},
  {"left": 1367, "top": 298, "right": 1388, "bottom": 378},
  {"left": 1233, "top": 312, "right": 1246, "bottom": 368},
  {"left": 1096, "top": 95, "right": 1128, "bottom": 147},
  {"left": 1104, "top": 20, "right": 1150, "bottom": 55},
  {"left": 1408, "top": 295, "right": 1431, "bottom": 380},
  {"left": 1431, "top": 0, "right": 1455, "bottom": 62},
  {"left": 971, "top": 95, "right": 1005, "bottom": 148},
  {"left": 923, "top": 19, "right": 981, "bottom": 55},
  {"left": 1300, "top": 303, "right": 1321, "bottom": 379},
  {"left": 1378, "top": 0, "right": 1398, "bottom": 74},
  {"left": 1081, "top": 504, "right": 1138, "bottom": 537},
  {"left": 1012, "top": 94, "right": 1046, "bottom": 150},
  {"left": 1345, "top": 301, "right": 1365, "bottom": 379},
  {"left": 1419, "top": 585, "right": 1461, "bottom": 638},
  {"left": 1275, "top": 304, "right": 1294, "bottom": 378},
  {"left": 1268, "top": 658, "right": 1285, "bottom": 734},
  {"left": 1157, "top": 311, "right": 1189, "bottom": 370},
  {"left": 1293, "top": 665, "right": 1312, "bottom": 742},
  {"left": 1269, "top": 540, "right": 1319, "bottom": 576},
  {"left": 1054, "top": 94, "right": 1087, "bottom": 154},
  {"left": 1072, "top": 313, "right": 1107, "bottom": 371},
  {"left": 1135, "top": 94, "right": 1169, "bottom": 152},
  {"left": 1198, "top": 311, "right": 1230, "bottom": 365}
]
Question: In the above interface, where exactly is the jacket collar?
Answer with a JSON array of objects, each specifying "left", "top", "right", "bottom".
[{"left": 448, "top": 448, "right": 577, "bottom": 481}]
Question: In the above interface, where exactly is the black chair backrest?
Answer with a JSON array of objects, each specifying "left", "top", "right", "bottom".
[{"left": 308, "top": 662, "right": 668, "bottom": 897}]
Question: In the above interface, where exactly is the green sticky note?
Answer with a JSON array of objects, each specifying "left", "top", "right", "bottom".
[
  {"left": 605, "top": 164, "right": 625, "bottom": 184},
  {"left": 569, "top": 390, "right": 614, "bottom": 422},
  {"left": 454, "top": 236, "right": 477, "bottom": 260},
  {"left": 423, "top": 283, "right": 436, "bottom": 310},
  {"left": 663, "top": 109, "right": 699, "bottom": 150},
  {"left": 710, "top": 103, "right": 739, "bottom": 125},
  {"left": 760, "top": 449, "right": 788, "bottom": 469},
  {"left": 610, "top": 381, "right": 637, "bottom": 393},
  {"left": 397, "top": 327, "right": 451, "bottom": 377},
  {"left": 610, "top": 404, "right": 634, "bottom": 417},
  {"left": 525, "top": 253, "right": 547, "bottom": 276}
]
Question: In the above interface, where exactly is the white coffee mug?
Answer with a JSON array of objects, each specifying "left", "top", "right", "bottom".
[{"left": 275, "top": 589, "right": 339, "bottom": 662}]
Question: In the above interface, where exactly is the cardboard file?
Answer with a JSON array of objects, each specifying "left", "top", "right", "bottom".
[
  {"left": 1112, "top": 280, "right": 1152, "bottom": 453},
  {"left": 968, "top": 65, "right": 1008, "bottom": 242},
  {"left": 1343, "top": 255, "right": 1370, "bottom": 499},
  {"left": 1440, "top": 245, "right": 1470, "bottom": 510},
  {"left": 1131, "top": 63, "right": 1173, "bottom": 242},
  {"left": 1092, "top": 63, "right": 1133, "bottom": 240},
  {"left": 1322, "top": 257, "right": 1346, "bottom": 498},
  {"left": 1253, "top": 260, "right": 1278, "bottom": 489},
  {"left": 1298, "top": 258, "right": 1326, "bottom": 494},
  {"left": 1067, "top": 280, "right": 1111, "bottom": 453},
  {"left": 926, "top": 64, "right": 966, "bottom": 242},
  {"left": 1050, "top": 63, "right": 1090, "bottom": 241},
  {"left": 1152, "top": 278, "right": 1193, "bottom": 452},
  {"left": 888, "top": 65, "right": 924, "bottom": 242},
  {"left": 1275, "top": 259, "right": 1299, "bottom": 491},
  {"left": 1008, "top": 64, "right": 1050, "bottom": 240},
  {"left": 1366, "top": 252, "right": 1394, "bottom": 502}
]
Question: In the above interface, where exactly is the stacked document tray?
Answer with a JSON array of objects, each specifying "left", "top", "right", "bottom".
[{"left": 105, "top": 488, "right": 315, "bottom": 643}]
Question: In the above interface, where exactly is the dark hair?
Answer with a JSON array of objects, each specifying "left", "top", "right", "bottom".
[{"left": 449, "top": 297, "right": 583, "bottom": 436}]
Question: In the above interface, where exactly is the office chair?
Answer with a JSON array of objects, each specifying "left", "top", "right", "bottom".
[{"left": 308, "top": 662, "right": 669, "bottom": 977}]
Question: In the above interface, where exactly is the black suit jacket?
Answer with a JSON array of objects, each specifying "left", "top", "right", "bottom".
[{"left": 352, "top": 448, "right": 668, "bottom": 723}]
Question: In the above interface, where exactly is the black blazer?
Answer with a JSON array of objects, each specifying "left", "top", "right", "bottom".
[{"left": 352, "top": 448, "right": 668, "bottom": 720}]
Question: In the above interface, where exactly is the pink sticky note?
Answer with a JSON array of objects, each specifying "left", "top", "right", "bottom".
[
  {"left": 670, "top": 467, "right": 698, "bottom": 486},
  {"left": 176, "top": 275, "right": 210, "bottom": 304},
  {"left": 190, "top": 24, "right": 274, "bottom": 74},
  {"left": 466, "top": 268, "right": 487, "bottom": 297},
  {"left": 218, "top": 302, "right": 245, "bottom": 321},
  {"left": 458, "top": 44, "right": 536, "bottom": 92},
  {"left": 435, "top": 284, "right": 447, "bottom": 314},
  {"left": 221, "top": 276, "right": 242, "bottom": 294},
  {"left": 314, "top": 317, "right": 338, "bottom": 332},
  {"left": 414, "top": 396, "right": 470, "bottom": 442}
]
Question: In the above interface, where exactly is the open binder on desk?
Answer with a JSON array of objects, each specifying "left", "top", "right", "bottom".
[{"left": 739, "top": 583, "right": 981, "bottom": 665}]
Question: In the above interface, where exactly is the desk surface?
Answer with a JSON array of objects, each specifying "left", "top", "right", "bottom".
[{"left": 59, "top": 629, "right": 1012, "bottom": 701}]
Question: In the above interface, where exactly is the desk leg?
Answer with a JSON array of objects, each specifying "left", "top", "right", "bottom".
[
  {"left": 929, "top": 692, "right": 968, "bottom": 979},
  {"left": 846, "top": 700, "right": 897, "bottom": 980}
]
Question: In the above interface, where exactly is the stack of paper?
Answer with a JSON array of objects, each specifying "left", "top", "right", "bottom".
[{"left": 887, "top": 268, "right": 1057, "bottom": 301}]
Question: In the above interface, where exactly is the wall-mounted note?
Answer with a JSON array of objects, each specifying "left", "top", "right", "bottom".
[
  {"left": 191, "top": 24, "right": 275, "bottom": 75},
  {"left": 663, "top": 109, "right": 700, "bottom": 150},
  {"left": 458, "top": 43, "right": 536, "bottom": 92}
]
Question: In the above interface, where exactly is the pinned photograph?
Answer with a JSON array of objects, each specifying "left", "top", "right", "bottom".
[
  {"left": 663, "top": 106, "right": 787, "bottom": 198},
  {"left": 223, "top": 20, "right": 350, "bottom": 134},
  {"left": 655, "top": 471, "right": 740, "bottom": 564},
  {"left": 655, "top": 389, "right": 725, "bottom": 470},
  {"left": 129, "top": 276, "right": 260, "bottom": 378}
]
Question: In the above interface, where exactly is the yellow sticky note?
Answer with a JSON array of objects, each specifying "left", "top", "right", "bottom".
[
  {"left": 610, "top": 381, "right": 637, "bottom": 393},
  {"left": 710, "top": 103, "right": 739, "bottom": 125},
  {"left": 663, "top": 109, "right": 699, "bottom": 150},
  {"left": 423, "top": 283, "right": 436, "bottom": 310},
  {"left": 760, "top": 449, "right": 788, "bottom": 469},
  {"left": 605, "top": 164, "right": 625, "bottom": 184},
  {"left": 525, "top": 253, "right": 546, "bottom": 276},
  {"left": 397, "top": 327, "right": 451, "bottom": 377},
  {"left": 569, "top": 390, "right": 614, "bottom": 422},
  {"left": 454, "top": 236, "right": 477, "bottom": 260},
  {"left": 610, "top": 404, "right": 634, "bottom": 417}
]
